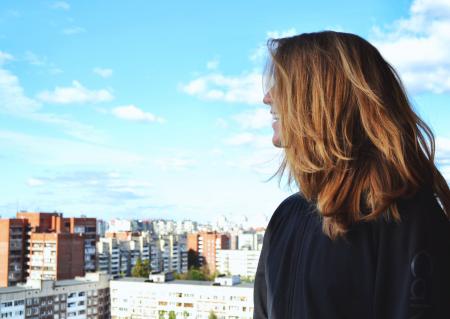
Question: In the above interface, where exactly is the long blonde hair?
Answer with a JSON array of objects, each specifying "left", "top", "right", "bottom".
[{"left": 266, "top": 31, "right": 450, "bottom": 239}]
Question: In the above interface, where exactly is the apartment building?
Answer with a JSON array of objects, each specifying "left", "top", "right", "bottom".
[
  {"left": 216, "top": 249, "right": 261, "bottom": 279},
  {"left": 187, "top": 231, "right": 230, "bottom": 273},
  {"left": 0, "top": 219, "right": 28, "bottom": 287},
  {"left": 159, "top": 234, "right": 188, "bottom": 274},
  {"left": 28, "top": 232, "right": 84, "bottom": 281},
  {"left": 0, "top": 272, "right": 110, "bottom": 319},
  {"left": 67, "top": 218, "right": 97, "bottom": 273},
  {"left": 149, "top": 239, "right": 162, "bottom": 273},
  {"left": 96, "top": 237, "right": 120, "bottom": 278},
  {"left": 99, "top": 232, "right": 151, "bottom": 277},
  {"left": 0, "top": 212, "right": 97, "bottom": 287},
  {"left": 237, "top": 232, "right": 264, "bottom": 251},
  {"left": 110, "top": 275, "right": 253, "bottom": 319},
  {"left": 98, "top": 232, "right": 187, "bottom": 277}
]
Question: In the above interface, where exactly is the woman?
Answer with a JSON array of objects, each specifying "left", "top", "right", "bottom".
[{"left": 253, "top": 31, "right": 450, "bottom": 319}]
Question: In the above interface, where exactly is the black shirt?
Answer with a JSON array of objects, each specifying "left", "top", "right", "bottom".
[{"left": 253, "top": 188, "right": 450, "bottom": 318}]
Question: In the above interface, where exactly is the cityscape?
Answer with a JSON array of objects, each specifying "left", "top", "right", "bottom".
[
  {"left": 1, "top": 212, "right": 265, "bottom": 318},
  {"left": 1, "top": 0, "right": 450, "bottom": 318}
]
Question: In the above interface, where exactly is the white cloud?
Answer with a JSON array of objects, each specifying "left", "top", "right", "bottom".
[
  {"left": 370, "top": 0, "right": 450, "bottom": 94},
  {"left": 24, "top": 51, "right": 46, "bottom": 66},
  {"left": 250, "top": 28, "right": 297, "bottom": 63},
  {"left": 27, "top": 178, "right": 45, "bottom": 187},
  {"left": 23, "top": 51, "right": 63, "bottom": 75},
  {"left": 0, "top": 130, "right": 143, "bottom": 167},
  {"left": 112, "top": 105, "right": 165, "bottom": 123},
  {"left": 37, "top": 80, "right": 114, "bottom": 104},
  {"left": 223, "top": 132, "right": 272, "bottom": 148},
  {"left": 0, "top": 51, "right": 14, "bottom": 64},
  {"left": 226, "top": 146, "right": 283, "bottom": 175},
  {"left": 154, "top": 157, "right": 196, "bottom": 171},
  {"left": 27, "top": 112, "right": 107, "bottom": 143},
  {"left": 181, "top": 71, "right": 263, "bottom": 105},
  {"left": 206, "top": 58, "right": 219, "bottom": 70},
  {"left": 182, "top": 28, "right": 298, "bottom": 106},
  {"left": 215, "top": 118, "right": 228, "bottom": 128},
  {"left": 62, "top": 26, "right": 86, "bottom": 35},
  {"left": 93, "top": 67, "right": 113, "bottom": 78},
  {"left": 0, "top": 66, "right": 106, "bottom": 143},
  {"left": 51, "top": 1, "right": 70, "bottom": 10},
  {"left": 266, "top": 28, "right": 297, "bottom": 39},
  {"left": 233, "top": 107, "right": 271, "bottom": 129},
  {"left": 0, "top": 68, "right": 41, "bottom": 114}
]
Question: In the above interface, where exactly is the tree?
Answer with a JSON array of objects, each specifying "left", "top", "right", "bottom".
[
  {"left": 168, "top": 310, "right": 177, "bottom": 319},
  {"left": 131, "top": 257, "right": 151, "bottom": 278},
  {"left": 208, "top": 310, "right": 218, "bottom": 319},
  {"left": 187, "top": 249, "right": 200, "bottom": 269},
  {"left": 173, "top": 265, "right": 221, "bottom": 281}
]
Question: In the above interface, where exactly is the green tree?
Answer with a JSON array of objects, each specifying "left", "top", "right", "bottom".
[
  {"left": 187, "top": 248, "right": 200, "bottom": 269},
  {"left": 168, "top": 310, "right": 177, "bottom": 319},
  {"left": 208, "top": 310, "right": 218, "bottom": 319},
  {"left": 131, "top": 258, "right": 151, "bottom": 278}
]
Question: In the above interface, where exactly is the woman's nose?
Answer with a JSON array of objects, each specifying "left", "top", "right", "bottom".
[{"left": 263, "top": 92, "right": 272, "bottom": 105}]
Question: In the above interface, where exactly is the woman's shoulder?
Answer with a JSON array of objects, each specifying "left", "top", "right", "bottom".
[
  {"left": 394, "top": 187, "right": 448, "bottom": 222},
  {"left": 267, "top": 192, "right": 316, "bottom": 232},
  {"left": 373, "top": 186, "right": 450, "bottom": 238}
]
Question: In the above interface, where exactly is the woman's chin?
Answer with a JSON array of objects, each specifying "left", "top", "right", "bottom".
[{"left": 272, "top": 135, "right": 282, "bottom": 148}]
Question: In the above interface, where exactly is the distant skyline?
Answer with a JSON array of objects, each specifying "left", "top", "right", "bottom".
[{"left": 0, "top": 0, "right": 449, "bottom": 226}]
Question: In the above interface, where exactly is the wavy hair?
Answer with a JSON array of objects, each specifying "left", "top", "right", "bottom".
[{"left": 266, "top": 31, "right": 450, "bottom": 239}]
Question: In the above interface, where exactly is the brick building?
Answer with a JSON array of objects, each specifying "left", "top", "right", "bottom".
[
  {"left": 0, "top": 219, "right": 28, "bottom": 287},
  {"left": 0, "top": 212, "right": 97, "bottom": 287},
  {"left": 28, "top": 232, "right": 84, "bottom": 281},
  {"left": 187, "top": 231, "right": 230, "bottom": 273}
]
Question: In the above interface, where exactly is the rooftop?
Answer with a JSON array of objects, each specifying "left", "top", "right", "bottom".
[
  {"left": 0, "top": 285, "right": 28, "bottom": 294},
  {"left": 115, "top": 277, "right": 254, "bottom": 288}
]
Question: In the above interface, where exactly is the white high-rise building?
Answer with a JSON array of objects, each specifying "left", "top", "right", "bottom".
[
  {"left": 0, "top": 272, "right": 110, "bottom": 319},
  {"left": 216, "top": 249, "right": 261, "bottom": 279},
  {"left": 238, "top": 232, "right": 264, "bottom": 250},
  {"left": 107, "top": 219, "right": 132, "bottom": 233},
  {"left": 96, "top": 238, "right": 120, "bottom": 278},
  {"left": 97, "top": 232, "right": 186, "bottom": 277},
  {"left": 159, "top": 234, "right": 188, "bottom": 274},
  {"left": 175, "top": 220, "right": 197, "bottom": 234},
  {"left": 110, "top": 275, "right": 254, "bottom": 319}
]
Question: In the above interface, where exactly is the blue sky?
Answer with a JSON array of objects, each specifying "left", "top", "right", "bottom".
[{"left": 0, "top": 0, "right": 449, "bottom": 226}]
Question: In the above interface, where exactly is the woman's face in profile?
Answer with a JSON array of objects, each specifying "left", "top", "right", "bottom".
[{"left": 263, "top": 91, "right": 282, "bottom": 147}]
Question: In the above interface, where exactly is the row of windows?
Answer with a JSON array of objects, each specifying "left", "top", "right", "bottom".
[
  {"left": 1, "top": 300, "right": 24, "bottom": 307},
  {"left": 0, "top": 310, "right": 23, "bottom": 318}
]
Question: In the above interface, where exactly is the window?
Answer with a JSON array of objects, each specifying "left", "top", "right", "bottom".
[{"left": 14, "top": 300, "right": 24, "bottom": 306}]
